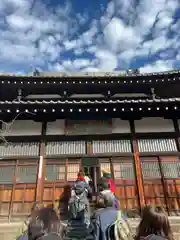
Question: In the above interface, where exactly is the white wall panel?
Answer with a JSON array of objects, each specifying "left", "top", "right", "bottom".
[
  {"left": 112, "top": 119, "right": 130, "bottom": 133},
  {"left": 2, "top": 120, "right": 42, "bottom": 136},
  {"left": 138, "top": 139, "right": 177, "bottom": 152},
  {"left": 135, "top": 118, "right": 174, "bottom": 133},
  {"left": 92, "top": 140, "right": 131, "bottom": 154},
  {"left": 46, "top": 120, "right": 65, "bottom": 135},
  {"left": 46, "top": 141, "right": 86, "bottom": 155}
]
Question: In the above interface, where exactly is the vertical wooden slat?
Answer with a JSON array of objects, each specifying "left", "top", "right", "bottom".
[
  {"left": 87, "top": 141, "right": 92, "bottom": 154},
  {"left": 130, "top": 120, "right": 145, "bottom": 210},
  {"left": 8, "top": 160, "right": 18, "bottom": 222}
]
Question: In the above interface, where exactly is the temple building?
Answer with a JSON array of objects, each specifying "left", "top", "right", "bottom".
[{"left": 0, "top": 70, "right": 180, "bottom": 220}]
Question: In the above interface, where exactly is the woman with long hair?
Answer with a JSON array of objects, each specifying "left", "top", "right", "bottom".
[{"left": 135, "top": 206, "right": 174, "bottom": 240}]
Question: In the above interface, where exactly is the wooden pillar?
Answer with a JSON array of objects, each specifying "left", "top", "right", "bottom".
[
  {"left": 36, "top": 142, "right": 45, "bottom": 202},
  {"left": 8, "top": 161, "right": 18, "bottom": 222},
  {"left": 36, "top": 122, "right": 46, "bottom": 203},
  {"left": 87, "top": 141, "right": 93, "bottom": 154},
  {"left": 173, "top": 118, "right": 180, "bottom": 151},
  {"left": 130, "top": 120, "right": 145, "bottom": 210}
]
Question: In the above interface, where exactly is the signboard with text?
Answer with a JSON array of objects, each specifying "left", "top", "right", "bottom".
[{"left": 65, "top": 120, "right": 112, "bottom": 135}]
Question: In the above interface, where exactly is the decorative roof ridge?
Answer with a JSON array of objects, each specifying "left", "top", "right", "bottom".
[{"left": 0, "top": 97, "right": 179, "bottom": 104}]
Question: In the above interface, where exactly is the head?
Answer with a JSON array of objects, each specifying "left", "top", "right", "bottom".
[
  {"left": 136, "top": 206, "right": 173, "bottom": 240},
  {"left": 102, "top": 169, "right": 112, "bottom": 179},
  {"left": 98, "top": 193, "right": 114, "bottom": 208},
  {"left": 78, "top": 170, "right": 85, "bottom": 178},
  {"left": 30, "top": 202, "right": 42, "bottom": 219},
  {"left": 38, "top": 206, "right": 60, "bottom": 233},
  {"left": 99, "top": 178, "right": 110, "bottom": 191}
]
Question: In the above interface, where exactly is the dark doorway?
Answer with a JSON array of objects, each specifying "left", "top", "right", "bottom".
[{"left": 82, "top": 158, "right": 100, "bottom": 198}]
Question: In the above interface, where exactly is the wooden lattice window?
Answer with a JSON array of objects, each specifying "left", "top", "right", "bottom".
[
  {"left": 113, "top": 162, "right": 135, "bottom": 180},
  {"left": 141, "top": 158, "right": 161, "bottom": 179},
  {"left": 16, "top": 166, "right": 37, "bottom": 183},
  {"left": 0, "top": 165, "right": 15, "bottom": 184},
  {"left": 100, "top": 161, "right": 111, "bottom": 177},
  {"left": 45, "top": 164, "right": 65, "bottom": 181},
  {"left": 67, "top": 162, "right": 80, "bottom": 181},
  {"left": 112, "top": 158, "right": 135, "bottom": 180}
]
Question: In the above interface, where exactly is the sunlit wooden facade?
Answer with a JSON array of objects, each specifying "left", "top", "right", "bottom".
[{"left": 0, "top": 70, "right": 180, "bottom": 220}]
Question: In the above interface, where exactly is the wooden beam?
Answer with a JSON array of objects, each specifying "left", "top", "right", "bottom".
[{"left": 130, "top": 120, "right": 145, "bottom": 210}]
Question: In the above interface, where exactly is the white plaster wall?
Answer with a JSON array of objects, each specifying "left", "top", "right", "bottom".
[
  {"left": 46, "top": 120, "right": 65, "bottom": 135},
  {"left": 135, "top": 117, "right": 174, "bottom": 133},
  {"left": 2, "top": 120, "right": 42, "bottom": 136},
  {"left": 112, "top": 119, "right": 130, "bottom": 133}
]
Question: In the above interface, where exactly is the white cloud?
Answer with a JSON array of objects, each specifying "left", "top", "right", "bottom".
[
  {"left": 0, "top": 0, "right": 179, "bottom": 73},
  {"left": 140, "top": 60, "right": 174, "bottom": 73}
]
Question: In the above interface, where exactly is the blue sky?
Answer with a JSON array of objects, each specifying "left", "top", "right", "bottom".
[{"left": 0, "top": 0, "right": 179, "bottom": 74}]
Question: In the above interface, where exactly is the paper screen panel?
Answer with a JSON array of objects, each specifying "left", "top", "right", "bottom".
[
  {"left": 67, "top": 163, "right": 80, "bottom": 181},
  {"left": 100, "top": 162, "right": 111, "bottom": 177}
]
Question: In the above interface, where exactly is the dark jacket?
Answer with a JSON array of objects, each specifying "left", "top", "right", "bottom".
[
  {"left": 91, "top": 207, "right": 118, "bottom": 240},
  {"left": 28, "top": 219, "right": 44, "bottom": 240}
]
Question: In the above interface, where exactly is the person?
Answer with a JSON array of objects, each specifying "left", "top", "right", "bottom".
[
  {"left": 71, "top": 170, "right": 92, "bottom": 199},
  {"left": 64, "top": 176, "right": 91, "bottom": 240},
  {"left": 91, "top": 194, "right": 132, "bottom": 240},
  {"left": 28, "top": 203, "right": 44, "bottom": 240},
  {"left": 135, "top": 206, "right": 174, "bottom": 240},
  {"left": 99, "top": 178, "right": 119, "bottom": 210},
  {"left": 37, "top": 206, "right": 63, "bottom": 240},
  {"left": 102, "top": 169, "right": 115, "bottom": 193}
]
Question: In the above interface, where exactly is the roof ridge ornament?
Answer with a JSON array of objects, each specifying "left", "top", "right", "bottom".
[
  {"left": 151, "top": 88, "right": 156, "bottom": 100},
  {"left": 33, "top": 68, "right": 40, "bottom": 77}
]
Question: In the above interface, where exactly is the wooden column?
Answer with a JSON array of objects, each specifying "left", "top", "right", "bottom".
[
  {"left": 130, "top": 120, "right": 145, "bottom": 210},
  {"left": 173, "top": 118, "right": 180, "bottom": 151},
  {"left": 87, "top": 141, "right": 93, "bottom": 154},
  {"left": 36, "top": 142, "right": 45, "bottom": 202},
  {"left": 36, "top": 122, "right": 46, "bottom": 202},
  {"left": 8, "top": 161, "right": 18, "bottom": 222}
]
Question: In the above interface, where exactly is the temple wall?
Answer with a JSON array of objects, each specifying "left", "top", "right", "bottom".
[
  {"left": 112, "top": 119, "right": 130, "bottom": 133},
  {"left": 46, "top": 120, "right": 65, "bottom": 135},
  {"left": 134, "top": 117, "right": 175, "bottom": 132},
  {"left": 177, "top": 120, "right": 180, "bottom": 131},
  {"left": 2, "top": 120, "right": 42, "bottom": 136}
]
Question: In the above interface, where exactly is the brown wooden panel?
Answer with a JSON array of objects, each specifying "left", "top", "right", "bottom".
[
  {"left": 160, "top": 156, "right": 180, "bottom": 213},
  {"left": 0, "top": 186, "right": 13, "bottom": 216},
  {"left": 112, "top": 157, "right": 138, "bottom": 213},
  {"left": 12, "top": 202, "right": 33, "bottom": 215},
  {"left": 12, "top": 184, "right": 36, "bottom": 216},
  {"left": 43, "top": 187, "right": 54, "bottom": 201},
  {"left": 0, "top": 203, "right": 10, "bottom": 215},
  {"left": 0, "top": 187, "right": 13, "bottom": 202},
  {"left": 141, "top": 157, "right": 165, "bottom": 206},
  {"left": 43, "top": 185, "right": 64, "bottom": 202}
]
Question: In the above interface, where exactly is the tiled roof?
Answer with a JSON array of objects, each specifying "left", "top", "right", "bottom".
[
  {"left": 0, "top": 69, "right": 179, "bottom": 78},
  {"left": 0, "top": 98, "right": 180, "bottom": 105}
]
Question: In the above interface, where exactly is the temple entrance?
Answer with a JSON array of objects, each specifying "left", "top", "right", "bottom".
[{"left": 82, "top": 158, "right": 100, "bottom": 199}]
